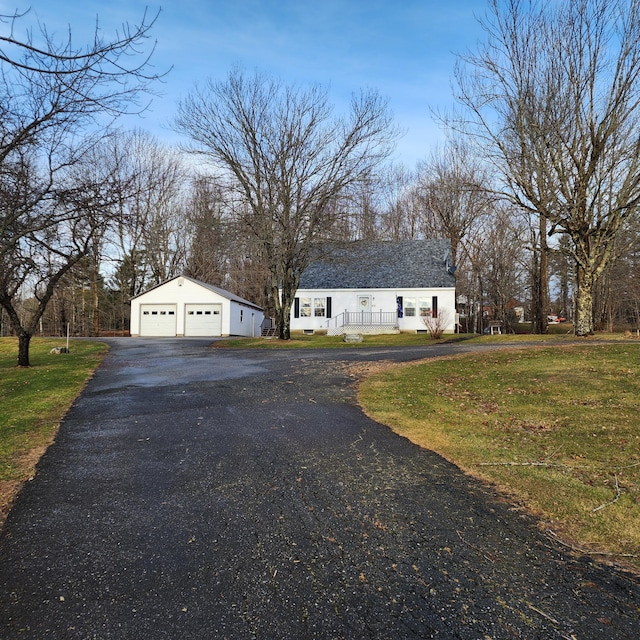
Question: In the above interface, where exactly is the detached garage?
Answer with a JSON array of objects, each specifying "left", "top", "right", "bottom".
[{"left": 130, "top": 275, "right": 264, "bottom": 338}]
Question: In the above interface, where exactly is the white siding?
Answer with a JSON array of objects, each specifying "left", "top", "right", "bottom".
[
  {"left": 131, "top": 277, "right": 264, "bottom": 337},
  {"left": 229, "top": 303, "right": 262, "bottom": 338},
  {"left": 290, "top": 288, "right": 457, "bottom": 334}
]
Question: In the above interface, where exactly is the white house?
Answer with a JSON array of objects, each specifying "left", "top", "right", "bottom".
[
  {"left": 290, "top": 239, "right": 457, "bottom": 335},
  {"left": 130, "top": 275, "right": 264, "bottom": 338}
]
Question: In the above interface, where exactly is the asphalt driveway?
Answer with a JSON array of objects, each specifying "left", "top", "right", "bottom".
[{"left": 0, "top": 338, "right": 638, "bottom": 639}]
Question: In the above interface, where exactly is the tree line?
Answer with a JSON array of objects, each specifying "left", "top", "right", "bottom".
[{"left": 2, "top": 1, "right": 640, "bottom": 365}]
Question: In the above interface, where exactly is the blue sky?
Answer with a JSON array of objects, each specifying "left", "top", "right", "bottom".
[{"left": 3, "top": 0, "right": 488, "bottom": 167}]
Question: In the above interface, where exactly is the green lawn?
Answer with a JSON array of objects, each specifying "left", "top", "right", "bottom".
[
  {"left": 0, "top": 338, "right": 107, "bottom": 524},
  {"left": 359, "top": 342, "right": 640, "bottom": 572},
  {"left": 218, "top": 331, "right": 584, "bottom": 349}
]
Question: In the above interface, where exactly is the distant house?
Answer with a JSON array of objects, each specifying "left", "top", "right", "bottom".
[
  {"left": 290, "top": 239, "right": 456, "bottom": 335},
  {"left": 130, "top": 275, "right": 264, "bottom": 338}
]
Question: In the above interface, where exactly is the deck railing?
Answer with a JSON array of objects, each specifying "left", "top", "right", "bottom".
[{"left": 326, "top": 310, "right": 398, "bottom": 330}]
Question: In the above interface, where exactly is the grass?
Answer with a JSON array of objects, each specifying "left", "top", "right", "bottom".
[
  {"left": 358, "top": 343, "right": 640, "bottom": 572},
  {"left": 0, "top": 337, "right": 107, "bottom": 525},
  {"left": 217, "top": 331, "right": 586, "bottom": 349},
  {"left": 218, "top": 332, "right": 460, "bottom": 348}
]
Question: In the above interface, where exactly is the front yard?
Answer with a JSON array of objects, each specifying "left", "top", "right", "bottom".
[{"left": 358, "top": 342, "right": 640, "bottom": 572}]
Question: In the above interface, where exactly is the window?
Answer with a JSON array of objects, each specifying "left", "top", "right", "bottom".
[
  {"left": 240, "top": 309, "right": 244, "bottom": 322},
  {"left": 295, "top": 296, "right": 331, "bottom": 319},
  {"left": 404, "top": 298, "right": 416, "bottom": 317},
  {"left": 300, "top": 297, "right": 312, "bottom": 317},
  {"left": 419, "top": 298, "right": 431, "bottom": 317}
]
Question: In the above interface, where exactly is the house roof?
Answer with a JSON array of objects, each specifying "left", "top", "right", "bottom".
[
  {"left": 132, "top": 275, "right": 263, "bottom": 310},
  {"left": 298, "top": 239, "right": 456, "bottom": 290}
]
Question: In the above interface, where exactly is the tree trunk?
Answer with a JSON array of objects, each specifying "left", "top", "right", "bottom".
[
  {"left": 272, "top": 262, "right": 299, "bottom": 341},
  {"left": 531, "top": 249, "right": 542, "bottom": 333},
  {"left": 530, "top": 216, "right": 549, "bottom": 334},
  {"left": 276, "top": 282, "right": 293, "bottom": 340},
  {"left": 17, "top": 332, "right": 32, "bottom": 367},
  {"left": 574, "top": 266, "right": 594, "bottom": 336},
  {"left": 476, "top": 273, "right": 484, "bottom": 334},
  {"left": 539, "top": 217, "right": 549, "bottom": 332},
  {"left": 1, "top": 299, "right": 33, "bottom": 366},
  {"left": 92, "top": 276, "right": 100, "bottom": 336},
  {"left": 277, "top": 302, "right": 292, "bottom": 340}
]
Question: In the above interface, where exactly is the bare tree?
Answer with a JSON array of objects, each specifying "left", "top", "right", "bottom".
[
  {"left": 1, "top": 146, "right": 123, "bottom": 363},
  {"left": 512, "top": 207, "right": 550, "bottom": 334},
  {"left": 453, "top": 0, "right": 640, "bottom": 335},
  {"left": 174, "top": 68, "right": 398, "bottom": 339},
  {"left": 72, "top": 131, "right": 188, "bottom": 335},
  {"left": 548, "top": 234, "right": 574, "bottom": 324},
  {"left": 615, "top": 226, "right": 640, "bottom": 329},
  {"left": 591, "top": 217, "right": 640, "bottom": 330},
  {"left": 457, "top": 225, "right": 487, "bottom": 334},
  {"left": 183, "top": 175, "right": 271, "bottom": 307},
  {"left": 417, "top": 138, "right": 492, "bottom": 270},
  {"left": 378, "top": 164, "right": 419, "bottom": 241},
  {"left": 483, "top": 205, "right": 528, "bottom": 332},
  {"left": 0, "top": 9, "right": 161, "bottom": 365},
  {"left": 104, "top": 130, "right": 187, "bottom": 294},
  {"left": 342, "top": 174, "right": 385, "bottom": 241},
  {"left": 422, "top": 308, "right": 452, "bottom": 339},
  {"left": 184, "top": 176, "right": 230, "bottom": 284}
]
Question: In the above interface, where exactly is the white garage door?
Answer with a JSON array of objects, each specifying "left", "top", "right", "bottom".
[
  {"left": 185, "top": 304, "right": 223, "bottom": 336},
  {"left": 139, "top": 305, "right": 177, "bottom": 336}
]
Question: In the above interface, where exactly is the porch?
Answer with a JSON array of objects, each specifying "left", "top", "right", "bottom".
[{"left": 326, "top": 310, "right": 400, "bottom": 336}]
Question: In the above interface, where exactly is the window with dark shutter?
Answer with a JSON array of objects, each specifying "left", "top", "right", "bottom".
[
  {"left": 432, "top": 296, "right": 438, "bottom": 318},
  {"left": 294, "top": 297, "right": 300, "bottom": 318},
  {"left": 326, "top": 296, "right": 332, "bottom": 319}
]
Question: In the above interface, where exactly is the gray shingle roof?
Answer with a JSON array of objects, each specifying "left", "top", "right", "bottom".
[
  {"left": 298, "top": 239, "right": 456, "bottom": 289},
  {"left": 187, "top": 276, "right": 263, "bottom": 309}
]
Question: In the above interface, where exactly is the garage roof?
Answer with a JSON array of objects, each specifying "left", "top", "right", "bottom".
[{"left": 132, "top": 275, "right": 263, "bottom": 310}]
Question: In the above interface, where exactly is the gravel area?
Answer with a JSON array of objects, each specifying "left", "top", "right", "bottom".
[{"left": 0, "top": 338, "right": 638, "bottom": 639}]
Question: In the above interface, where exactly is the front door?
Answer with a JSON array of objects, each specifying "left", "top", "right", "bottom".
[{"left": 357, "top": 295, "right": 371, "bottom": 313}]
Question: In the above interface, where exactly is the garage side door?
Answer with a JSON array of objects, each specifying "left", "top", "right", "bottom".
[
  {"left": 185, "top": 304, "right": 222, "bottom": 336},
  {"left": 139, "top": 305, "right": 177, "bottom": 336}
]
